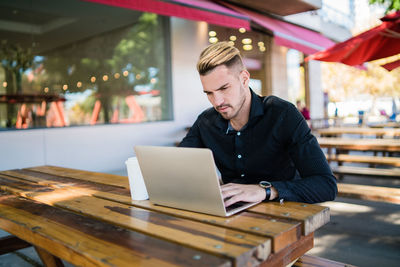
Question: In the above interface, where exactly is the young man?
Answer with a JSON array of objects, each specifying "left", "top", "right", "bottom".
[{"left": 179, "top": 42, "right": 337, "bottom": 206}]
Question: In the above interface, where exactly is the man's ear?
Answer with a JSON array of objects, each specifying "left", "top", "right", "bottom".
[{"left": 239, "top": 69, "right": 250, "bottom": 88}]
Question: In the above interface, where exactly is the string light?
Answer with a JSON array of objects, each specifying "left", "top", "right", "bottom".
[
  {"left": 114, "top": 73, "right": 120, "bottom": 79},
  {"left": 63, "top": 84, "right": 68, "bottom": 90},
  {"left": 136, "top": 74, "right": 141, "bottom": 79},
  {"left": 123, "top": 71, "right": 129, "bottom": 77},
  {"left": 242, "top": 38, "right": 252, "bottom": 45},
  {"left": 229, "top": 35, "right": 237, "bottom": 41},
  {"left": 228, "top": 41, "right": 235, "bottom": 46},
  {"left": 77, "top": 82, "right": 82, "bottom": 87},
  {"left": 102, "top": 75, "right": 109, "bottom": 81},
  {"left": 2, "top": 82, "right": 6, "bottom": 87},
  {"left": 209, "top": 37, "right": 218, "bottom": 43},
  {"left": 239, "top": 28, "right": 246, "bottom": 33},
  {"left": 243, "top": 44, "right": 253, "bottom": 51},
  {"left": 44, "top": 87, "right": 49, "bottom": 93},
  {"left": 90, "top": 76, "right": 96, "bottom": 83},
  {"left": 208, "top": 31, "right": 217, "bottom": 37}
]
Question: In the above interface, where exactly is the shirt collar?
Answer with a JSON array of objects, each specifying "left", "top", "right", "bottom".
[{"left": 214, "top": 87, "right": 264, "bottom": 132}]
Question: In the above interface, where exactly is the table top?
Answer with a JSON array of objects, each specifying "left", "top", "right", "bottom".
[
  {"left": 317, "top": 127, "right": 400, "bottom": 137},
  {"left": 318, "top": 137, "right": 400, "bottom": 152},
  {"left": 0, "top": 166, "right": 330, "bottom": 267}
]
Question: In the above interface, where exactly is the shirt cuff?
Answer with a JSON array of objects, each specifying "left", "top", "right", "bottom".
[{"left": 270, "top": 181, "right": 292, "bottom": 201}]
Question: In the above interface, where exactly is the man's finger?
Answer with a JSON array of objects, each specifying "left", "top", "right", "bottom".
[{"left": 222, "top": 189, "right": 242, "bottom": 199}]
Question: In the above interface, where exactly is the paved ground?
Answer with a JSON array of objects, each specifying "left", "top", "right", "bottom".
[{"left": 1, "top": 173, "right": 399, "bottom": 267}]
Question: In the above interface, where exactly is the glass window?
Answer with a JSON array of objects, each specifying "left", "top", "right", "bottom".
[{"left": 0, "top": 0, "right": 172, "bottom": 130}]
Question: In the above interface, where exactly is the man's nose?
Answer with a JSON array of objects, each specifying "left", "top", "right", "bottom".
[{"left": 213, "top": 93, "right": 224, "bottom": 106}]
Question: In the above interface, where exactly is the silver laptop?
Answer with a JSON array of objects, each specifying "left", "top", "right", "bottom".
[{"left": 134, "top": 145, "right": 260, "bottom": 217}]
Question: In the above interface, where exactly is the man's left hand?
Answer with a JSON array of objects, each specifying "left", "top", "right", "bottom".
[{"left": 221, "top": 183, "right": 266, "bottom": 207}]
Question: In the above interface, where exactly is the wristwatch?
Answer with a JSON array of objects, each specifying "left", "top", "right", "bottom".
[{"left": 259, "top": 181, "right": 272, "bottom": 201}]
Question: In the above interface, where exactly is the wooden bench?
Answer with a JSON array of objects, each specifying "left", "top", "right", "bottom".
[
  {"left": 326, "top": 154, "right": 400, "bottom": 167},
  {"left": 332, "top": 165, "right": 400, "bottom": 179},
  {"left": 294, "top": 254, "right": 356, "bottom": 267},
  {"left": 337, "top": 183, "right": 400, "bottom": 204}
]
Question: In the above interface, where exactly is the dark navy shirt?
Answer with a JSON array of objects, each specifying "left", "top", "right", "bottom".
[{"left": 179, "top": 89, "right": 337, "bottom": 203}]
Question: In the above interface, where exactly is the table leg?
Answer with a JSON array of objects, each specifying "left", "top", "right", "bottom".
[
  {"left": 260, "top": 233, "right": 314, "bottom": 267},
  {"left": 0, "top": 235, "right": 31, "bottom": 255},
  {"left": 34, "top": 246, "right": 64, "bottom": 267}
]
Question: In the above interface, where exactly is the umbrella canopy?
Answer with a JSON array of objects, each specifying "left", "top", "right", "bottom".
[
  {"left": 381, "top": 58, "right": 400, "bottom": 71},
  {"left": 305, "top": 10, "right": 400, "bottom": 66}
]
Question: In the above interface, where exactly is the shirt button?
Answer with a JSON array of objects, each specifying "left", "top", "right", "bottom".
[
  {"left": 237, "top": 132, "right": 241, "bottom": 136},
  {"left": 237, "top": 154, "right": 242, "bottom": 159},
  {"left": 241, "top": 174, "right": 245, "bottom": 177}
]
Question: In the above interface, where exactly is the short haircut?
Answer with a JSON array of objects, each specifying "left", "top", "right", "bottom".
[{"left": 197, "top": 41, "right": 245, "bottom": 75}]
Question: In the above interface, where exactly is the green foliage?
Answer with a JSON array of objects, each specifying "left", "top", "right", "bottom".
[{"left": 369, "top": 0, "right": 400, "bottom": 13}]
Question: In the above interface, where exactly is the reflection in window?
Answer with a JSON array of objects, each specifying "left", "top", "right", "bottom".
[{"left": 0, "top": 0, "right": 172, "bottom": 130}]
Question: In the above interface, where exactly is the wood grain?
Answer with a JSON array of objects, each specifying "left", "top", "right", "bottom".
[
  {"left": 248, "top": 202, "right": 330, "bottom": 236},
  {"left": 0, "top": 176, "right": 272, "bottom": 266},
  {"left": 3, "top": 169, "right": 300, "bottom": 253},
  {"left": 0, "top": 192, "right": 231, "bottom": 267},
  {"left": 338, "top": 183, "right": 400, "bottom": 204},
  {"left": 27, "top": 166, "right": 129, "bottom": 188}
]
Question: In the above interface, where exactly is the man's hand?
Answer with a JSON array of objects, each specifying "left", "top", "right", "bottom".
[{"left": 221, "top": 183, "right": 266, "bottom": 207}]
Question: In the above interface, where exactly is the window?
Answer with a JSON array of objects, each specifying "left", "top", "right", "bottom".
[{"left": 0, "top": 0, "right": 172, "bottom": 130}]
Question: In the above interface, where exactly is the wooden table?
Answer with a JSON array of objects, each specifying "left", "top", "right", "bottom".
[
  {"left": 318, "top": 137, "right": 400, "bottom": 154},
  {"left": 317, "top": 127, "right": 400, "bottom": 138},
  {"left": 0, "top": 166, "right": 330, "bottom": 267}
]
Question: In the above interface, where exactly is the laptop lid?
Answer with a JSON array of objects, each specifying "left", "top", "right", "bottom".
[{"left": 134, "top": 146, "right": 259, "bottom": 217}]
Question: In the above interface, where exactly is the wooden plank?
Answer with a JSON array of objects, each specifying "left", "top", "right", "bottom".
[
  {"left": 293, "top": 254, "right": 356, "bottom": 267},
  {"left": 96, "top": 193, "right": 300, "bottom": 253},
  {"left": 0, "top": 176, "right": 272, "bottom": 265},
  {"left": 338, "top": 183, "right": 400, "bottom": 204},
  {"left": 26, "top": 166, "right": 129, "bottom": 188},
  {"left": 2, "top": 169, "right": 300, "bottom": 253},
  {"left": 325, "top": 154, "right": 400, "bottom": 167},
  {"left": 318, "top": 137, "right": 400, "bottom": 152},
  {"left": 0, "top": 192, "right": 231, "bottom": 267},
  {"left": 0, "top": 235, "right": 31, "bottom": 255},
  {"left": 261, "top": 233, "right": 314, "bottom": 267},
  {"left": 34, "top": 246, "right": 64, "bottom": 267},
  {"left": 333, "top": 166, "right": 400, "bottom": 178},
  {"left": 248, "top": 202, "right": 330, "bottom": 236},
  {"left": 317, "top": 127, "right": 400, "bottom": 138},
  {"left": 52, "top": 195, "right": 272, "bottom": 266}
]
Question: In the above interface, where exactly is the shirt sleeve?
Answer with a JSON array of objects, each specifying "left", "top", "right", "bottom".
[
  {"left": 271, "top": 105, "right": 338, "bottom": 203},
  {"left": 178, "top": 116, "right": 205, "bottom": 148}
]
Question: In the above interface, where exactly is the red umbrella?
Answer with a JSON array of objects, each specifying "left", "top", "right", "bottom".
[
  {"left": 305, "top": 10, "right": 400, "bottom": 66},
  {"left": 381, "top": 58, "right": 400, "bottom": 71}
]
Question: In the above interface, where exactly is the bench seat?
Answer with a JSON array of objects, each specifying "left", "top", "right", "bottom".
[
  {"left": 326, "top": 154, "right": 400, "bottom": 167},
  {"left": 337, "top": 183, "right": 400, "bottom": 204},
  {"left": 332, "top": 166, "right": 400, "bottom": 179},
  {"left": 294, "top": 254, "right": 356, "bottom": 267}
]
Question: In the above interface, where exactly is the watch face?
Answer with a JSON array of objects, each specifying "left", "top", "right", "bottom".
[{"left": 259, "top": 181, "right": 271, "bottom": 188}]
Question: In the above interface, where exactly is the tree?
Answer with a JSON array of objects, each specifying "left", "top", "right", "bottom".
[
  {"left": 0, "top": 40, "right": 34, "bottom": 127},
  {"left": 369, "top": 0, "right": 400, "bottom": 13}
]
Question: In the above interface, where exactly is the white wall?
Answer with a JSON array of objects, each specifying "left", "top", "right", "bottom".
[
  {"left": 308, "top": 60, "right": 325, "bottom": 119},
  {"left": 0, "top": 18, "right": 211, "bottom": 173}
]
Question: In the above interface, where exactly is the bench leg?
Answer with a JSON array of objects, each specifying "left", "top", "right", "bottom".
[
  {"left": 0, "top": 235, "right": 31, "bottom": 255},
  {"left": 34, "top": 246, "right": 64, "bottom": 267}
]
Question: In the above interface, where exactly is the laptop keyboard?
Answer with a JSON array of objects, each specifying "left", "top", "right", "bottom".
[{"left": 225, "top": 201, "right": 249, "bottom": 213}]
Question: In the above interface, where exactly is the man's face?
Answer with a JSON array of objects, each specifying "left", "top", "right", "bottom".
[{"left": 200, "top": 65, "right": 250, "bottom": 120}]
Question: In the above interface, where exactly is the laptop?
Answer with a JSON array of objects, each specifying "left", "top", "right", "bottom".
[{"left": 134, "top": 145, "right": 260, "bottom": 217}]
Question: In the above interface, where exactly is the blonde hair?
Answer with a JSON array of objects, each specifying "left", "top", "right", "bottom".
[{"left": 197, "top": 42, "right": 245, "bottom": 75}]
